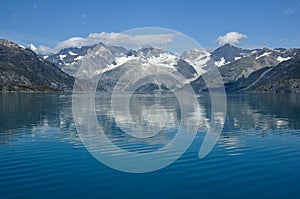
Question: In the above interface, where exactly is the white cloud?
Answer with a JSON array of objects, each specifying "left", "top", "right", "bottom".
[
  {"left": 216, "top": 32, "right": 248, "bottom": 46},
  {"left": 283, "top": 8, "right": 295, "bottom": 15},
  {"left": 33, "top": 32, "right": 175, "bottom": 54},
  {"left": 35, "top": 45, "right": 54, "bottom": 54}
]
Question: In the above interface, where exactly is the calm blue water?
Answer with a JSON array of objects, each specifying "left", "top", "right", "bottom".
[{"left": 1, "top": 92, "right": 300, "bottom": 199}]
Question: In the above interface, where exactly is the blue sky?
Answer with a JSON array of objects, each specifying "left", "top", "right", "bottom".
[{"left": 0, "top": 0, "right": 300, "bottom": 51}]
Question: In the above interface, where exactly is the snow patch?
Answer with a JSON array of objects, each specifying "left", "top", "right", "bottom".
[
  {"left": 114, "top": 55, "right": 136, "bottom": 67},
  {"left": 96, "top": 55, "right": 138, "bottom": 75},
  {"left": 18, "top": 44, "right": 25, "bottom": 49},
  {"left": 182, "top": 50, "right": 211, "bottom": 75},
  {"left": 234, "top": 57, "right": 241, "bottom": 60},
  {"left": 43, "top": 55, "right": 49, "bottom": 59},
  {"left": 74, "top": 56, "right": 84, "bottom": 61},
  {"left": 276, "top": 56, "right": 291, "bottom": 62},
  {"left": 147, "top": 53, "right": 178, "bottom": 69},
  {"left": 255, "top": 52, "right": 272, "bottom": 60},
  {"left": 215, "top": 57, "right": 230, "bottom": 67},
  {"left": 29, "top": 44, "right": 37, "bottom": 51},
  {"left": 59, "top": 54, "right": 67, "bottom": 60},
  {"left": 68, "top": 51, "right": 78, "bottom": 56}
]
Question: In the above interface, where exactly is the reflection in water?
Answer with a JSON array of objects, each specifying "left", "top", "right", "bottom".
[
  {"left": 1, "top": 93, "right": 300, "bottom": 198},
  {"left": 94, "top": 93, "right": 206, "bottom": 153},
  {"left": 0, "top": 93, "right": 77, "bottom": 145},
  {"left": 0, "top": 93, "right": 300, "bottom": 146},
  {"left": 217, "top": 93, "right": 300, "bottom": 156},
  {"left": 72, "top": 91, "right": 210, "bottom": 173},
  {"left": 225, "top": 93, "right": 300, "bottom": 131}
]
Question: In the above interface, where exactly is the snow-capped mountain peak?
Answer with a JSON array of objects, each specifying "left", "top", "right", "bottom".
[
  {"left": 147, "top": 52, "right": 178, "bottom": 69},
  {"left": 43, "top": 42, "right": 300, "bottom": 92},
  {"left": 181, "top": 49, "right": 211, "bottom": 75}
]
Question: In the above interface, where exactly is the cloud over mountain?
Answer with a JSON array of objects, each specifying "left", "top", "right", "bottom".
[
  {"left": 31, "top": 32, "right": 175, "bottom": 54},
  {"left": 216, "top": 32, "right": 248, "bottom": 46}
]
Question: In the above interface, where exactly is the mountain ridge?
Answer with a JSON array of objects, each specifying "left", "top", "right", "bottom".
[
  {"left": 0, "top": 39, "right": 74, "bottom": 91},
  {"left": 0, "top": 38, "right": 299, "bottom": 92}
]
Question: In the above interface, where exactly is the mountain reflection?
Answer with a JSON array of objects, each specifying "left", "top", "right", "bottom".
[
  {"left": 0, "top": 93, "right": 76, "bottom": 144},
  {"left": 224, "top": 93, "right": 300, "bottom": 131},
  {"left": 0, "top": 92, "right": 300, "bottom": 146},
  {"left": 93, "top": 93, "right": 205, "bottom": 152}
]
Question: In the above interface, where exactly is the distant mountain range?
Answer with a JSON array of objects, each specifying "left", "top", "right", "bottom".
[{"left": 0, "top": 38, "right": 299, "bottom": 92}]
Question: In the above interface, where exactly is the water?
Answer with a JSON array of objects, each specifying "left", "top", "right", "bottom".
[{"left": 0, "top": 92, "right": 300, "bottom": 199}]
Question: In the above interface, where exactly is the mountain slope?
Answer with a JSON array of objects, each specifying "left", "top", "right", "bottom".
[
  {"left": 96, "top": 47, "right": 198, "bottom": 92},
  {"left": 0, "top": 39, "right": 74, "bottom": 91},
  {"left": 191, "top": 47, "right": 298, "bottom": 92},
  {"left": 211, "top": 44, "right": 254, "bottom": 66},
  {"left": 252, "top": 54, "right": 300, "bottom": 92}
]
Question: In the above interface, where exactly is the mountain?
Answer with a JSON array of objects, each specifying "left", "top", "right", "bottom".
[
  {"left": 224, "top": 53, "right": 300, "bottom": 93},
  {"left": 0, "top": 39, "right": 74, "bottom": 91},
  {"left": 45, "top": 42, "right": 128, "bottom": 75},
  {"left": 180, "top": 49, "right": 212, "bottom": 74},
  {"left": 46, "top": 43, "right": 213, "bottom": 92},
  {"left": 2, "top": 37, "right": 298, "bottom": 93},
  {"left": 191, "top": 46, "right": 299, "bottom": 92},
  {"left": 95, "top": 46, "right": 202, "bottom": 92},
  {"left": 40, "top": 41, "right": 300, "bottom": 93},
  {"left": 211, "top": 44, "right": 255, "bottom": 66},
  {"left": 249, "top": 54, "right": 300, "bottom": 92}
]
